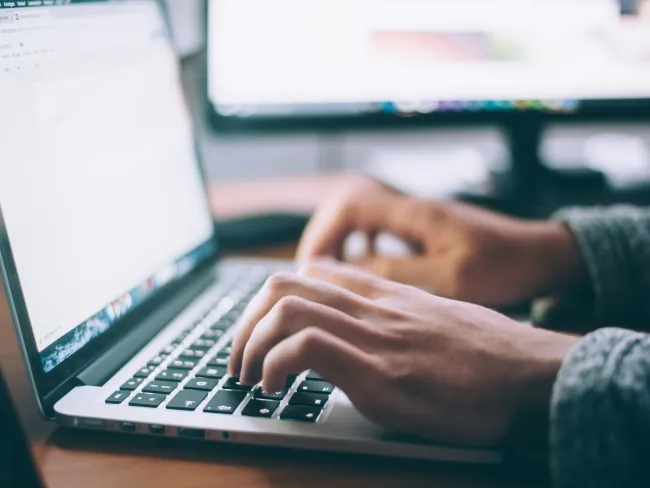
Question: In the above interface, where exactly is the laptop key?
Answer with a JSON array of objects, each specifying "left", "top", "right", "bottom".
[
  {"left": 280, "top": 405, "right": 322, "bottom": 423},
  {"left": 184, "top": 378, "right": 219, "bottom": 392},
  {"left": 143, "top": 381, "right": 178, "bottom": 395},
  {"left": 242, "top": 399, "right": 279, "bottom": 418},
  {"left": 147, "top": 355, "right": 165, "bottom": 367},
  {"left": 161, "top": 344, "right": 176, "bottom": 355},
  {"left": 195, "top": 367, "right": 227, "bottom": 379},
  {"left": 222, "top": 377, "right": 253, "bottom": 391},
  {"left": 106, "top": 391, "right": 129, "bottom": 404},
  {"left": 156, "top": 369, "right": 188, "bottom": 382},
  {"left": 208, "top": 355, "right": 229, "bottom": 367},
  {"left": 192, "top": 338, "right": 216, "bottom": 350},
  {"left": 134, "top": 367, "right": 154, "bottom": 378},
  {"left": 254, "top": 388, "right": 287, "bottom": 400},
  {"left": 210, "top": 320, "right": 229, "bottom": 331},
  {"left": 129, "top": 393, "right": 165, "bottom": 408},
  {"left": 204, "top": 390, "right": 247, "bottom": 415},
  {"left": 169, "top": 359, "right": 197, "bottom": 370},
  {"left": 166, "top": 390, "right": 207, "bottom": 411},
  {"left": 120, "top": 377, "right": 144, "bottom": 391},
  {"left": 178, "top": 349, "right": 205, "bottom": 360},
  {"left": 306, "top": 371, "right": 324, "bottom": 381},
  {"left": 179, "top": 349, "right": 206, "bottom": 360},
  {"left": 297, "top": 380, "right": 334, "bottom": 395},
  {"left": 201, "top": 329, "right": 225, "bottom": 341},
  {"left": 289, "top": 392, "right": 329, "bottom": 408}
]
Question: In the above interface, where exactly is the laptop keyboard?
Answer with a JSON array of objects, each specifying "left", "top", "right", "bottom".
[{"left": 104, "top": 269, "right": 334, "bottom": 424}]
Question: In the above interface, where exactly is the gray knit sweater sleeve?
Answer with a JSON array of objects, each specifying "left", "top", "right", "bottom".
[
  {"left": 551, "top": 328, "right": 650, "bottom": 487},
  {"left": 554, "top": 206, "right": 650, "bottom": 327},
  {"left": 549, "top": 207, "right": 650, "bottom": 487}
]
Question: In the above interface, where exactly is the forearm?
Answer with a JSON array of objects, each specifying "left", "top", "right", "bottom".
[{"left": 551, "top": 327, "right": 650, "bottom": 487}]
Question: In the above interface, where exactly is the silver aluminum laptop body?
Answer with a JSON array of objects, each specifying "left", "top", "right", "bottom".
[{"left": 0, "top": 0, "right": 500, "bottom": 464}]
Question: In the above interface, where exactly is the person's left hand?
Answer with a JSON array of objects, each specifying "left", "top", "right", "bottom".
[{"left": 229, "top": 260, "right": 579, "bottom": 447}]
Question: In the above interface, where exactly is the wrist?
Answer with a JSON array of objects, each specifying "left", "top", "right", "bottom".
[
  {"left": 524, "top": 222, "right": 589, "bottom": 298},
  {"left": 506, "top": 330, "right": 579, "bottom": 448}
]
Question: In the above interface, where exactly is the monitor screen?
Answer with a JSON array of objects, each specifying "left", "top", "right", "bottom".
[
  {"left": 0, "top": 0, "right": 215, "bottom": 373},
  {"left": 207, "top": 0, "right": 650, "bottom": 122}
]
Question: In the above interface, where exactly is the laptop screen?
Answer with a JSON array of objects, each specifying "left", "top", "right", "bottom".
[{"left": 0, "top": 0, "right": 216, "bottom": 373}]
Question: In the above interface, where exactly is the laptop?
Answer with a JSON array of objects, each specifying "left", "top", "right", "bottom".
[
  {"left": 0, "top": 0, "right": 500, "bottom": 464},
  {"left": 0, "top": 368, "right": 45, "bottom": 488}
]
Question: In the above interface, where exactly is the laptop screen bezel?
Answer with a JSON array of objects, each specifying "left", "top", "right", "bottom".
[{"left": 0, "top": 0, "right": 221, "bottom": 416}]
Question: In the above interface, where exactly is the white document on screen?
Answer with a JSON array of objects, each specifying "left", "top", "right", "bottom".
[{"left": 0, "top": 2, "right": 213, "bottom": 352}]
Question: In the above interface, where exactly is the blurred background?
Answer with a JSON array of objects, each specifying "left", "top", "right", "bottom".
[{"left": 162, "top": 0, "right": 650, "bottom": 245}]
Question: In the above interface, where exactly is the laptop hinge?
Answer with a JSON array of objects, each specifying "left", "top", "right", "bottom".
[{"left": 75, "top": 267, "right": 217, "bottom": 387}]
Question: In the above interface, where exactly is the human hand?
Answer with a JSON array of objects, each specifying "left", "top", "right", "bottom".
[
  {"left": 297, "top": 175, "right": 587, "bottom": 307},
  {"left": 229, "top": 260, "right": 579, "bottom": 447}
]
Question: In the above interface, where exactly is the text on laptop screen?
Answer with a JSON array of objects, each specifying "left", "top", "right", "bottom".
[{"left": 0, "top": 0, "right": 215, "bottom": 373}]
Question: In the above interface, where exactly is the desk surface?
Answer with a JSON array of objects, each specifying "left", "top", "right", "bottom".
[{"left": 0, "top": 178, "right": 549, "bottom": 488}]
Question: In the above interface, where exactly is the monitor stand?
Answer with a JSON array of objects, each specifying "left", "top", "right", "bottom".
[{"left": 475, "top": 116, "right": 610, "bottom": 218}]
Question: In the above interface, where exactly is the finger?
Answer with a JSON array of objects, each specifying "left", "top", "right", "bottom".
[
  {"left": 297, "top": 259, "right": 392, "bottom": 298},
  {"left": 229, "top": 272, "right": 369, "bottom": 377},
  {"left": 297, "top": 200, "right": 353, "bottom": 262},
  {"left": 357, "top": 256, "right": 439, "bottom": 289},
  {"left": 297, "top": 196, "right": 423, "bottom": 263},
  {"left": 240, "top": 296, "right": 374, "bottom": 385},
  {"left": 261, "top": 327, "right": 376, "bottom": 397}
]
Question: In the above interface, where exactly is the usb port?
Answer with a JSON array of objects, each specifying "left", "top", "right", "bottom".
[
  {"left": 76, "top": 418, "right": 107, "bottom": 430},
  {"left": 120, "top": 422, "right": 136, "bottom": 433},
  {"left": 178, "top": 428, "right": 205, "bottom": 439},
  {"left": 149, "top": 424, "right": 165, "bottom": 435}
]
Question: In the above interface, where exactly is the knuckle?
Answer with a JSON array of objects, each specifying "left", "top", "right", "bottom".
[
  {"left": 274, "top": 295, "right": 306, "bottom": 321},
  {"left": 296, "top": 327, "right": 324, "bottom": 353},
  {"left": 264, "top": 272, "right": 296, "bottom": 294}
]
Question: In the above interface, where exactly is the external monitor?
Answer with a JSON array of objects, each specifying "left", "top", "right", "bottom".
[{"left": 207, "top": 0, "right": 650, "bottom": 131}]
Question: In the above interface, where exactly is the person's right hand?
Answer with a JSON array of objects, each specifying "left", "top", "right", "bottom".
[
  {"left": 297, "top": 175, "right": 587, "bottom": 307},
  {"left": 229, "top": 260, "right": 579, "bottom": 447}
]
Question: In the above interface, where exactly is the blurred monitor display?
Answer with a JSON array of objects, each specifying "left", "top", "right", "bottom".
[{"left": 207, "top": 0, "right": 650, "bottom": 129}]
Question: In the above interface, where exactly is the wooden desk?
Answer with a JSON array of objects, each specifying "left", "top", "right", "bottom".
[{"left": 0, "top": 178, "right": 550, "bottom": 488}]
